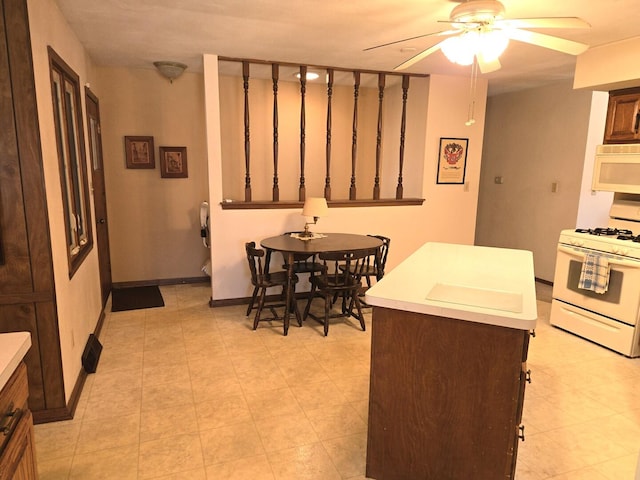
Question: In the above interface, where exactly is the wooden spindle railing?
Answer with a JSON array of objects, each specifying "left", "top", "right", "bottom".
[
  {"left": 299, "top": 65, "right": 307, "bottom": 202},
  {"left": 325, "top": 68, "right": 334, "bottom": 200},
  {"left": 217, "top": 57, "right": 427, "bottom": 208},
  {"left": 396, "top": 75, "right": 410, "bottom": 200},
  {"left": 350, "top": 71, "right": 360, "bottom": 200},
  {"left": 374, "top": 73, "right": 385, "bottom": 200},
  {"left": 242, "top": 61, "right": 251, "bottom": 202},
  {"left": 272, "top": 63, "right": 279, "bottom": 201}
]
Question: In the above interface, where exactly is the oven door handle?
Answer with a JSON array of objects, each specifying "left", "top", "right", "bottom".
[{"left": 558, "top": 245, "right": 640, "bottom": 268}]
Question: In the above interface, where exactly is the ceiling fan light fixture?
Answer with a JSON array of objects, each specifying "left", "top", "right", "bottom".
[
  {"left": 478, "top": 29, "right": 509, "bottom": 62},
  {"left": 441, "top": 32, "right": 478, "bottom": 66},
  {"left": 441, "top": 28, "right": 508, "bottom": 66}
]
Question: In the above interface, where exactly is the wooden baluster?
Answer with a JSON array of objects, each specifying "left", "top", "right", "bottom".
[
  {"left": 396, "top": 75, "right": 409, "bottom": 200},
  {"left": 350, "top": 71, "right": 360, "bottom": 200},
  {"left": 272, "top": 64, "right": 279, "bottom": 201},
  {"left": 325, "top": 69, "right": 334, "bottom": 200},
  {"left": 299, "top": 65, "right": 307, "bottom": 202},
  {"left": 242, "top": 61, "right": 251, "bottom": 202},
  {"left": 374, "top": 73, "right": 385, "bottom": 200}
]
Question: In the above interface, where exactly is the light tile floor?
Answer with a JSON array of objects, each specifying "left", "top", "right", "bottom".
[{"left": 34, "top": 283, "right": 640, "bottom": 479}]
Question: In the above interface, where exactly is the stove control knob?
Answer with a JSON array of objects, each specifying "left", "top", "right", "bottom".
[{"left": 570, "top": 238, "right": 584, "bottom": 247}]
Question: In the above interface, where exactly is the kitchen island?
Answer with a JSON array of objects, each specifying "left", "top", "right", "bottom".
[
  {"left": 0, "top": 332, "right": 37, "bottom": 480},
  {"left": 364, "top": 242, "right": 537, "bottom": 480}
]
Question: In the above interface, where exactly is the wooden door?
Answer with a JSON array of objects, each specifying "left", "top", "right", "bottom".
[{"left": 85, "top": 88, "right": 112, "bottom": 306}]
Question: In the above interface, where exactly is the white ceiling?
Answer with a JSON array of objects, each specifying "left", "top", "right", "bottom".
[{"left": 53, "top": 0, "right": 640, "bottom": 95}]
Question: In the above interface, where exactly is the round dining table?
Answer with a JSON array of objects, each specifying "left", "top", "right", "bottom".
[{"left": 260, "top": 233, "right": 383, "bottom": 335}]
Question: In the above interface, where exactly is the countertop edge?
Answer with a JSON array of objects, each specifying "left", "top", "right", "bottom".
[
  {"left": 364, "top": 295, "right": 537, "bottom": 331},
  {"left": 0, "top": 332, "right": 32, "bottom": 392}
]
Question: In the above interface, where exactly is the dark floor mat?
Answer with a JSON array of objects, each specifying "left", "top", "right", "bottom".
[{"left": 111, "top": 285, "right": 164, "bottom": 312}]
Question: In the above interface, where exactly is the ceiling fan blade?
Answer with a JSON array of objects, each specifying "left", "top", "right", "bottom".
[
  {"left": 505, "top": 28, "right": 589, "bottom": 55},
  {"left": 364, "top": 30, "right": 458, "bottom": 51},
  {"left": 394, "top": 40, "right": 447, "bottom": 70},
  {"left": 477, "top": 54, "right": 501, "bottom": 74},
  {"left": 497, "top": 17, "right": 591, "bottom": 30}
]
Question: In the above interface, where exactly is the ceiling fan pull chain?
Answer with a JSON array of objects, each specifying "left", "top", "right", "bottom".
[{"left": 466, "top": 57, "right": 478, "bottom": 126}]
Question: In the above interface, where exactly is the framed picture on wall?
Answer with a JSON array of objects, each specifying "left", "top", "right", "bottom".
[
  {"left": 436, "top": 137, "right": 468, "bottom": 184},
  {"left": 124, "top": 136, "right": 155, "bottom": 169},
  {"left": 159, "top": 146, "right": 188, "bottom": 178}
]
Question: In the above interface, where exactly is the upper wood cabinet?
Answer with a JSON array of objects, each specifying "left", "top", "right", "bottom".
[{"left": 604, "top": 87, "right": 640, "bottom": 144}]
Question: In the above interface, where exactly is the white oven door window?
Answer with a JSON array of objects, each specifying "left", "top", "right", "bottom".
[{"left": 553, "top": 246, "right": 640, "bottom": 326}]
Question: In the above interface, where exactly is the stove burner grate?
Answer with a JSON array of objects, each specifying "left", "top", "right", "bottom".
[
  {"left": 617, "top": 234, "right": 640, "bottom": 243},
  {"left": 575, "top": 227, "right": 633, "bottom": 236}
]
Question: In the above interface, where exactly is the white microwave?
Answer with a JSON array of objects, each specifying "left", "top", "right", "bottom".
[{"left": 592, "top": 144, "right": 640, "bottom": 194}]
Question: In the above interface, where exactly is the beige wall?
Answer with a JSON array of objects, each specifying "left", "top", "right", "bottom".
[
  {"left": 93, "top": 67, "right": 209, "bottom": 283},
  {"left": 205, "top": 54, "right": 489, "bottom": 301},
  {"left": 475, "top": 81, "right": 609, "bottom": 281},
  {"left": 28, "top": 0, "right": 102, "bottom": 401}
]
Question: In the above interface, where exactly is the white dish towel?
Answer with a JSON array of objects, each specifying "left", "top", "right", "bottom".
[{"left": 578, "top": 253, "right": 610, "bottom": 294}]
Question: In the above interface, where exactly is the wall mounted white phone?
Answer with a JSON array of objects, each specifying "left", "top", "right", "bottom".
[
  {"left": 200, "top": 201, "right": 209, "bottom": 248},
  {"left": 200, "top": 201, "right": 211, "bottom": 277}
]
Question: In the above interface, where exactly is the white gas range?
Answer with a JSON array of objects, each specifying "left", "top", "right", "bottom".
[{"left": 551, "top": 196, "right": 640, "bottom": 357}]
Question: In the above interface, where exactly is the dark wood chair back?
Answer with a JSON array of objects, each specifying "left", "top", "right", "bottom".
[
  {"left": 303, "top": 247, "right": 378, "bottom": 336},
  {"left": 244, "top": 241, "right": 300, "bottom": 334},
  {"left": 369, "top": 235, "right": 391, "bottom": 280}
]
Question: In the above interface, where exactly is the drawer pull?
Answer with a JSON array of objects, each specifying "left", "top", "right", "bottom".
[
  {"left": 518, "top": 425, "right": 525, "bottom": 441},
  {"left": 525, "top": 369, "right": 532, "bottom": 383},
  {"left": 1, "top": 404, "right": 22, "bottom": 436}
]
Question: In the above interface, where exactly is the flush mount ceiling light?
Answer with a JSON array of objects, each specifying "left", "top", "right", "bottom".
[
  {"left": 294, "top": 71, "right": 320, "bottom": 81},
  {"left": 153, "top": 61, "right": 187, "bottom": 83}
]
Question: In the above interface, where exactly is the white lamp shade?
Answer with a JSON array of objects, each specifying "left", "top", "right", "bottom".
[{"left": 302, "top": 197, "right": 329, "bottom": 218}]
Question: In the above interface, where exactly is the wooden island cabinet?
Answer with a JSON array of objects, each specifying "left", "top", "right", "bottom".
[{"left": 364, "top": 243, "right": 537, "bottom": 480}]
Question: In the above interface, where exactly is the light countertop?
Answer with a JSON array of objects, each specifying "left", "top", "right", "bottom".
[
  {"left": 365, "top": 242, "right": 538, "bottom": 330},
  {"left": 0, "top": 332, "right": 32, "bottom": 391}
]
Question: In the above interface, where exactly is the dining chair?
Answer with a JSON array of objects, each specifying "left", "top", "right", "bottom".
[
  {"left": 245, "top": 241, "right": 301, "bottom": 335},
  {"left": 303, "top": 247, "right": 377, "bottom": 336},
  {"left": 339, "top": 235, "right": 390, "bottom": 289}
]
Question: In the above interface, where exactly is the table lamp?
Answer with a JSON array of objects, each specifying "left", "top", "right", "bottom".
[{"left": 300, "top": 197, "right": 329, "bottom": 237}]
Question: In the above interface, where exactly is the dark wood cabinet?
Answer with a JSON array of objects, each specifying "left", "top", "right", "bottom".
[
  {"left": 0, "top": 0, "right": 68, "bottom": 422},
  {"left": 604, "top": 87, "right": 640, "bottom": 143},
  {"left": 366, "top": 307, "right": 530, "bottom": 480},
  {"left": 0, "top": 363, "right": 38, "bottom": 480}
]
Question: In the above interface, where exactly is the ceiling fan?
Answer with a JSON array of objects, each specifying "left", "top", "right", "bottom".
[{"left": 366, "top": 0, "right": 591, "bottom": 74}]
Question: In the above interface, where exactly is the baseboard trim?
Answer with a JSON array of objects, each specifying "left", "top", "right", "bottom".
[
  {"left": 33, "top": 310, "right": 106, "bottom": 424},
  {"left": 113, "top": 276, "right": 209, "bottom": 289}
]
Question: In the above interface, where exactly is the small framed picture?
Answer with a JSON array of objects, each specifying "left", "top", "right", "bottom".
[
  {"left": 437, "top": 137, "right": 468, "bottom": 184},
  {"left": 124, "top": 136, "right": 155, "bottom": 169},
  {"left": 159, "top": 146, "right": 188, "bottom": 178}
]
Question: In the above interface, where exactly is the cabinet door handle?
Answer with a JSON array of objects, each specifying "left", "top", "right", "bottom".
[
  {"left": 1, "top": 404, "right": 22, "bottom": 436},
  {"left": 518, "top": 425, "right": 525, "bottom": 441},
  {"left": 526, "top": 369, "right": 532, "bottom": 383},
  {"left": 635, "top": 113, "right": 640, "bottom": 134}
]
